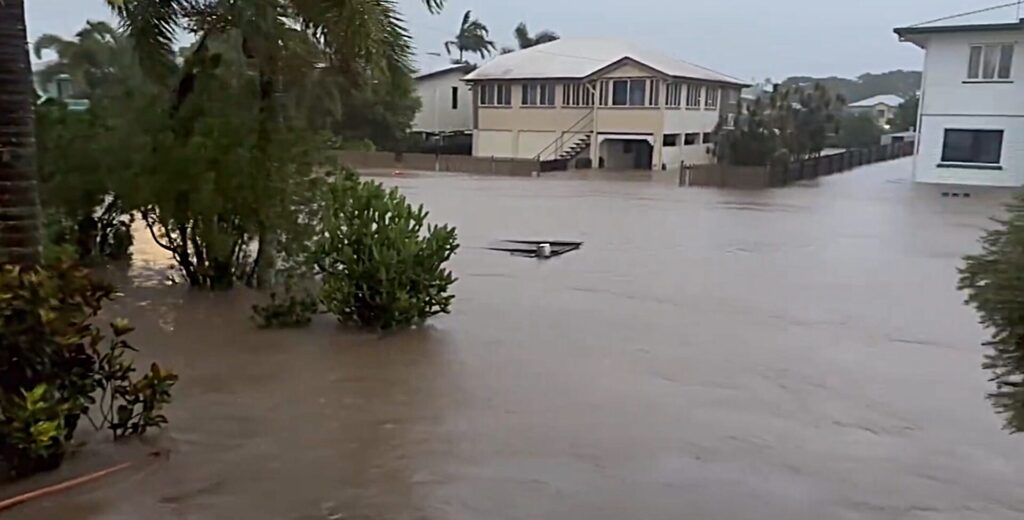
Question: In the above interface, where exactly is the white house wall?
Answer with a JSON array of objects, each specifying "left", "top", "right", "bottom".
[
  {"left": 413, "top": 72, "right": 473, "bottom": 133},
  {"left": 916, "top": 115, "right": 1024, "bottom": 186},
  {"left": 912, "top": 29, "right": 1024, "bottom": 186}
]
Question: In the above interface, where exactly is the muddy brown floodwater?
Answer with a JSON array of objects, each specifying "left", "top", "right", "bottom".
[{"left": 3, "top": 159, "right": 1024, "bottom": 519}]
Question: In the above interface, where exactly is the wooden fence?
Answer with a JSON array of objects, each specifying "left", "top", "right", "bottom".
[
  {"left": 683, "top": 141, "right": 916, "bottom": 189},
  {"left": 330, "top": 150, "right": 540, "bottom": 176}
]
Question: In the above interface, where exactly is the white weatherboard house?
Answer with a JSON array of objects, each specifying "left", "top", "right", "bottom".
[
  {"left": 896, "top": 6, "right": 1024, "bottom": 186},
  {"left": 848, "top": 94, "right": 904, "bottom": 128},
  {"left": 412, "top": 63, "right": 475, "bottom": 136},
  {"left": 462, "top": 39, "right": 748, "bottom": 170}
]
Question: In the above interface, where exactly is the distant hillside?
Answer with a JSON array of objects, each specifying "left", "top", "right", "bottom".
[{"left": 779, "top": 70, "right": 921, "bottom": 103}]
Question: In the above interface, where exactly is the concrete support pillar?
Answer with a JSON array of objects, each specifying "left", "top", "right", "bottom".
[{"left": 653, "top": 131, "right": 664, "bottom": 171}]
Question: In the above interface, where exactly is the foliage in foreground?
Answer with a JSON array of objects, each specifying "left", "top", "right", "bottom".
[
  {"left": 959, "top": 195, "right": 1024, "bottom": 433},
  {"left": 313, "top": 172, "right": 459, "bottom": 330},
  {"left": 0, "top": 262, "right": 177, "bottom": 477}
]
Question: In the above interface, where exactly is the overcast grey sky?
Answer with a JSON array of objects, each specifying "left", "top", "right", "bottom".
[{"left": 26, "top": 0, "right": 1011, "bottom": 80}]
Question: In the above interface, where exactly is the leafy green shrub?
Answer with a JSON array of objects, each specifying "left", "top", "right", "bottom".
[
  {"left": 252, "top": 291, "right": 320, "bottom": 329},
  {"left": 314, "top": 171, "right": 458, "bottom": 330},
  {"left": 959, "top": 195, "right": 1024, "bottom": 433},
  {"left": 0, "top": 385, "right": 71, "bottom": 477},
  {"left": 0, "top": 262, "right": 177, "bottom": 477}
]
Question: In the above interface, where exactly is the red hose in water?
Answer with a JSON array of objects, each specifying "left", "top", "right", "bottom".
[{"left": 0, "top": 461, "right": 133, "bottom": 512}]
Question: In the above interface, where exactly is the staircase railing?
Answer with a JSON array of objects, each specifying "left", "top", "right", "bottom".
[{"left": 534, "top": 111, "right": 594, "bottom": 162}]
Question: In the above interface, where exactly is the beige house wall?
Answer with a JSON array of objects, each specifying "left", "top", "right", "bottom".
[{"left": 471, "top": 61, "right": 741, "bottom": 167}]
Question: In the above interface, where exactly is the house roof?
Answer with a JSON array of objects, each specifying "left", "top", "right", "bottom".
[
  {"left": 462, "top": 39, "right": 748, "bottom": 86},
  {"left": 414, "top": 63, "right": 475, "bottom": 81},
  {"left": 849, "top": 95, "right": 904, "bottom": 108},
  {"left": 895, "top": 3, "right": 1024, "bottom": 37}
]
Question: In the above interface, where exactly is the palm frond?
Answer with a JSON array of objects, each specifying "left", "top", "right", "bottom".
[
  {"left": 107, "top": 0, "right": 187, "bottom": 82},
  {"left": 33, "top": 34, "right": 73, "bottom": 60},
  {"left": 422, "top": 0, "right": 445, "bottom": 14},
  {"left": 291, "top": 0, "right": 413, "bottom": 79}
]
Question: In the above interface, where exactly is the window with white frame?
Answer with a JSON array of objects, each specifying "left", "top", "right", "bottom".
[
  {"left": 648, "top": 80, "right": 660, "bottom": 107},
  {"left": 683, "top": 132, "right": 700, "bottom": 145},
  {"left": 522, "top": 83, "right": 556, "bottom": 106},
  {"left": 724, "top": 113, "right": 736, "bottom": 128},
  {"left": 705, "top": 86, "right": 719, "bottom": 109},
  {"left": 562, "top": 83, "right": 594, "bottom": 107},
  {"left": 479, "top": 83, "right": 512, "bottom": 106},
  {"left": 968, "top": 43, "right": 1014, "bottom": 80},
  {"left": 665, "top": 82, "right": 683, "bottom": 107},
  {"left": 685, "top": 84, "right": 702, "bottom": 108},
  {"left": 941, "top": 129, "right": 1004, "bottom": 164},
  {"left": 611, "top": 79, "right": 650, "bottom": 106}
]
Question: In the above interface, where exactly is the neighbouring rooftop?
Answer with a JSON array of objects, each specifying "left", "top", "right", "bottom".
[
  {"left": 462, "top": 38, "right": 748, "bottom": 86},
  {"left": 849, "top": 95, "right": 905, "bottom": 108}
]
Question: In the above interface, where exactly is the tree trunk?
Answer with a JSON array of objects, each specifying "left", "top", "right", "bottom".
[{"left": 0, "top": 0, "right": 41, "bottom": 266}]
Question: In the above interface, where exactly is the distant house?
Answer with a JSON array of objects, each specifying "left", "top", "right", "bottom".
[
  {"left": 34, "top": 71, "right": 90, "bottom": 111},
  {"left": 847, "top": 95, "right": 904, "bottom": 128},
  {"left": 412, "top": 63, "right": 475, "bottom": 137},
  {"left": 462, "top": 39, "right": 748, "bottom": 170},
  {"left": 895, "top": 5, "right": 1023, "bottom": 186}
]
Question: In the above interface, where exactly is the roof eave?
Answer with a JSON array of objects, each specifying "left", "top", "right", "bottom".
[
  {"left": 894, "top": 20, "right": 1024, "bottom": 39},
  {"left": 464, "top": 74, "right": 750, "bottom": 88},
  {"left": 415, "top": 64, "right": 475, "bottom": 81}
]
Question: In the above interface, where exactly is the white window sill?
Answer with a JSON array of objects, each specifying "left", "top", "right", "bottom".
[
  {"left": 937, "top": 162, "right": 1003, "bottom": 171},
  {"left": 962, "top": 79, "right": 1014, "bottom": 84}
]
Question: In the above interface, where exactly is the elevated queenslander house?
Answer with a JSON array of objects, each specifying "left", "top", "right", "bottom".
[
  {"left": 896, "top": 6, "right": 1024, "bottom": 186},
  {"left": 462, "top": 39, "right": 748, "bottom": 170}
]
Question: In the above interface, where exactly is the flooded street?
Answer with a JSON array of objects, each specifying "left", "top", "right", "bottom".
[{"left": 4, "top": 159, "right": 1023, "bottom": 519}]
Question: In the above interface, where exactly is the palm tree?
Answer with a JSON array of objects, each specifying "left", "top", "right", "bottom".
[
  {"left": 444, "top": 11, "right": 495, "bottom": 63},
  {"left": 513, "top": 23, "right": 559, "bottom": 50},
  {"left": 33, "top": 21, "right": 124, "bottom": 100},
  {"left": 0, "top": 0, "right": 41, "bottom": 265}
]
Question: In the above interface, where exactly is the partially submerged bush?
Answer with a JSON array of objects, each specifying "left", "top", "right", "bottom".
[
  {"left": 314, "top": 171, "right": 458, "bottom": 330},
  {"left": 959, "top": 195, "right": 1024, "bottom": 433},
  {"left": 0, "top": 261, "right": 177, "bottom": 477},
  {"left": 252, "top": 290, "right": 320, "bottom": 329}
]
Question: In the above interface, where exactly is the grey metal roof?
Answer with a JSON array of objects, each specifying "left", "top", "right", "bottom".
[
  {"left": 463, "top": 39, "right": 748, "bottom": 87},
  {"left": 895, "top": 3, "right": 1024, "bottom": 36},
  {"left": 414, "top": 63, "right": 475, "bottom": 81}
]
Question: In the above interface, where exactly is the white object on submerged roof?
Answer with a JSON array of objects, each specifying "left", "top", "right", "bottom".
[{"left": 537, "top": 243, "right": 552, "bottom": 258}]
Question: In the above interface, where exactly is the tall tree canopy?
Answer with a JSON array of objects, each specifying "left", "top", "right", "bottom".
[
  {"left": 444, "top": 10, "right": 494, "bottom": 63},
  {"left": 513, "top": 22, "right": 558, "bottom": 49},
  {"left": 889, "top": 95, "right": 920, "bottom": 132},
  {"left": 719, "top": 83, "right": 845, "bottom": 166}
]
